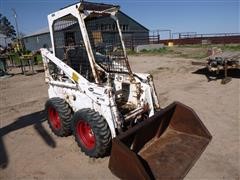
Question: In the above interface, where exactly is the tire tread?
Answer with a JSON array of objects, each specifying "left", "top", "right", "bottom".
[
  {"left": 72, "top": 108, "right": 112, "bottom": 158},
  {"left": 45, "top": 97, "right": 72, "bottom": 137}
]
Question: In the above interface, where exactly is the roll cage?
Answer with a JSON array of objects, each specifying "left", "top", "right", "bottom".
[{"left": 48, "top": 2, "right": 132, "bottom": 84}]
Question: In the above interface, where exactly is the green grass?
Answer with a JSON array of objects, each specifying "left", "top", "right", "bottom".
[
  {"left": 139, "top": 47, "right": 174, "bottom": 55},
  {"left": 171, "top": 48, "right": 209, "bottom": 59},
  {"left": 36, "top": 54, "right": 43, "bottom": 64},
  {"left": 219, "top": 44, "right": 240, "bottom": 51},
  {"left": 127, "top": 49, "right": 139, "bottom": 56},
  {"left": 128, "top": 44, "right": 240, "bottom": 59},
  {"left": 176, "top": 52, "right": 208, "bottom": 59},
  {"left": 177, "top": 44, "right": 206, "bottom": 48},
  {"left": 8, "top": 52, "right": 43, "bottom": 65},
  {"left": 8, "top": 53, "right": 21, "bottom": 65}
]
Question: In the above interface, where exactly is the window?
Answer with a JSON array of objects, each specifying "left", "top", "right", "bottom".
[
  {"left": 125, "top": 25, "right": 129, "bottom": 31},
  {"left": 64, "top": 32, "right": 75, "bottom": 46},
  {"left": 101, "top": 24, "right": 104, "bottom": 31},
  {"left": 98, "top": 23, "right": 129, "bottom": 31},
  {"left": 112, "top": 24, "right": 116, "bottom": 30}
]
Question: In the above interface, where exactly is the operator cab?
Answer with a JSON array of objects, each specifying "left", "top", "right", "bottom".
[{"left": 50, "top": 2, "right": 131, "bottom": 84}]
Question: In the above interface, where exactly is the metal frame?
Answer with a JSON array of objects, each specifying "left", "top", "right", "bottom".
[
  {"left": 192, "top": 50, "right": 240, "bottom": 84},
  {"left": 48, "top": 3, "right": 131, "bottom": 84},
  {"left": 41, "top": 2, "right": 160, "bottom": 138}
]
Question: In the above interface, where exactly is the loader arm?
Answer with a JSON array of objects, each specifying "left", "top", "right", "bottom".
[
  {"left": 41, "top": 48, "right": 114, "bottom": 108},
  {"left": 41, "top": 48, "right": 87, "bottom": 85}
]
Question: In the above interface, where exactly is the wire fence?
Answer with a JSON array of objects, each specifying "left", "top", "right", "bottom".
[{"left": 124, "top": 33, "right": 240, "bottom": 50}]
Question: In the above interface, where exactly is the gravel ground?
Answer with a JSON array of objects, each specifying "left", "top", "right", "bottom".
[{"left": 0, "top": 56, "right": 239, "bottom": 179}]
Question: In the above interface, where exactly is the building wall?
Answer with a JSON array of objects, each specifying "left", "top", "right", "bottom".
[
  {"left": 123, "top": 32, "right": 149, "bottom": 49},
  {"left": 23, "top": 11, "right": 149, "bottom": 52},
  {"left": 117, "top": 12, "right": 148, "bottom": 33},
  {"left": 0, "top": 34, "right": 12, "bottom": 48},
  {"left": 23, "top": 33, "right": 51, "bottom": 51}
]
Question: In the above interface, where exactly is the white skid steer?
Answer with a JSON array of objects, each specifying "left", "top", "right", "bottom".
[{"left": 41, "top": 1, "right": 211, "bottom": 179}]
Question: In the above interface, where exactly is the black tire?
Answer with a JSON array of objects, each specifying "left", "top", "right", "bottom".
[
  {"left": 45, "top": 97, "right": 72, "bottom": 137},
  {"left": 72, "top": 108, "right": 111, "bottom": 158}
]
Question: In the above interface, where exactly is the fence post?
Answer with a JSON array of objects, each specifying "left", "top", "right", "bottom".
[{"left": 131, "top": 35, "right": 134, "bottom": 51}]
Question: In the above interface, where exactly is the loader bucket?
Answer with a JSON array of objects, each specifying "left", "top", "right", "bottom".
[{"left": 109, "top": 102, "right": 212, "bottom": 180}]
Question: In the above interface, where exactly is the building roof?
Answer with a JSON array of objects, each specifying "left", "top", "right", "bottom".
[
  {"left": 62, "top": 1, "right": 119, "bottom": 11},
  {"left": 24, "top": 1, "right": 149, "bottom": 38},
  {"left": 24, "top": 26, "right": 49, "bottom": 38},
  {"left": 119, "top": 11, "right": 149, "bottom": 32},
  {"left": 0, "top": 33, "right": 12, "bottom": 47}
]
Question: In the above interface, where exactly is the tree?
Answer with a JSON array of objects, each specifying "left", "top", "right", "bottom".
[
  {"left": 19, "top": 32, "right": 26, "bottom": 38},
  {"left": 0, "top": 13, "right": 16, "bottom": 39}
]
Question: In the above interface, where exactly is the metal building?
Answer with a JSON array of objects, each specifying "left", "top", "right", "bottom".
[
  {"left": 0, "top": 34, "right": 12, "bottom": 48},
  {"left": 23, "top": 2, "right": 149, "bottom": 51}
]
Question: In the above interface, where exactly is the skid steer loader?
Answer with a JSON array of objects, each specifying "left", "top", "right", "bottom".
[{"left": 41, "top": 1, "right": 211, "bottom": 179}]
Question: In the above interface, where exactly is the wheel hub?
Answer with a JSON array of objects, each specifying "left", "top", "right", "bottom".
[
  {"left": 76, "top": 121, "right": 96, "bottom": 150},
  {"left": 48, "top": 107, "right": 61, "bottom": 130}
]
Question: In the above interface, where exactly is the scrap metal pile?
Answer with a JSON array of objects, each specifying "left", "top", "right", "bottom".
[{"left": 193, "top": 47, "right": 240, "bottom": 84}]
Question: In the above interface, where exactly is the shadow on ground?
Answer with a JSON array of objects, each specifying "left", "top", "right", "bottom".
[
  {"left": 35, "top": 69, "right": 45, "bottom": 73},
  {"left": 0, "top": 110, "right": 56, "bottom": 169},
  {"left": 192, "top": 68, "right": 240, "bottom": 82}
]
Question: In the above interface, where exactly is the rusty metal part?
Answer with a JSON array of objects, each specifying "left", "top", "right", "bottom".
[
  {"left": 148, "top": 75, "right": 160, "bottom": 109},
  {"left": 109, "top": 102, "right": 212, "bottom": 180},
  {"left": 191, "top": 61, "right": 207, "bottom": 66},
  {"left": 124, "top": 104, "right": 149, "bottom": 122},
  {"left": 192, "top": 50, "right": 239, "bottom": 84},
  {"left": 221, "top": 59, "right": 232, "bottom": 84}
]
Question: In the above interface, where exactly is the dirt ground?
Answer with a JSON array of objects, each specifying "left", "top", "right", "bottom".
[{"left": 0, "top": 55, "right": 239, "bottom": 179}]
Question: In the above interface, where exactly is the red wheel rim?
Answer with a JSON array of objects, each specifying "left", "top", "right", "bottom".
[
  {"left": 48, "top": 107, "right": 61, "bottom": 130},
  {"left": 76, "top": 121, "right": 96, "bottom": 150}
]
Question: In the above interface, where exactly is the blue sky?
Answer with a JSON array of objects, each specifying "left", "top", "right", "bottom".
[{"left": 0, "top": 0, "right": 239, "bottom": 37}]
